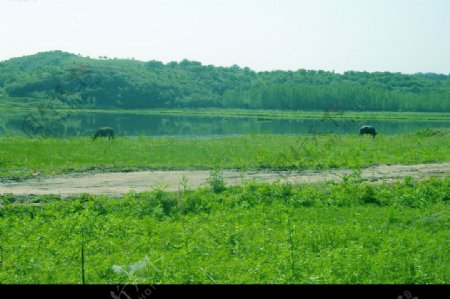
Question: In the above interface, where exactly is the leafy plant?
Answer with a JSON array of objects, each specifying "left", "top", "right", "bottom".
[{"left": 208, "top": 169, "right": 226, "bottom": 193}]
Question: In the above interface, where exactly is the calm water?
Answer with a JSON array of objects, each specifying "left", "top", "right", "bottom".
[{"left": 1, "top": 111, "right": 449, "bottom": 137}]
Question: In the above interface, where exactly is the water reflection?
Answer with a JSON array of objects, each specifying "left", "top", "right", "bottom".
[{"left": 1, "top": 111, "right": 449, "bottom": 137}]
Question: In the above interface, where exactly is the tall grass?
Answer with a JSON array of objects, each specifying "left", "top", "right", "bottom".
[
  {"left": 0, "top": 131, "right": 449, "bottom": 179},
  {"left": 1, "top": 177, "right": 449, "bottom": 283}
]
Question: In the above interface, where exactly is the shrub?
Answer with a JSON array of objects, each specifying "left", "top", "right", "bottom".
[{"left": 208, "top": 169, "right": 226, "bottom": 193}]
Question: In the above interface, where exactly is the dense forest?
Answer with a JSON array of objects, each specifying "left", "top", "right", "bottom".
[{"left": 1, "top": 50, "right": 449, "bottom": 112}]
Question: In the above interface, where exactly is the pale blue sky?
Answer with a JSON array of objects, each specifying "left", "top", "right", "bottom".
[{"left": 1, "top": 0, "right": 449, "bottom": 73}]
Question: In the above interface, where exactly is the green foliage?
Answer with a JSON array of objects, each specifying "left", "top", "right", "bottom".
[
  {"left": 208, "top": 169, "right": 226, "bottom": 193},
  {"left": 1, "top": 177, "right": 449, "bottom": 283},
  {"left": 1, "top": 51, "right": 450, "bottom": 112}
]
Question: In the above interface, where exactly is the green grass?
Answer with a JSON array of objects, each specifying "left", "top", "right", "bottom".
[
  {"left": 109, "top": 108, "right": 450, "bottom": 121},
  {"left": 1, "top": 177, "right": 449, "bottom": 283},
  {"left": 0, "top": 132, "right": 449, "bottom": 180},
  {"left": 2, "top": 106, "right": 450, "bottom": 120}
]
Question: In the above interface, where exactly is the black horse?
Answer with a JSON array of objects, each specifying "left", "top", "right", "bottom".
[
  {"left": 359, "top": 126, "right": 377, "bottom": 138},
  {"left": 93, "top": 127, "right": 115, "bottom": 140}
]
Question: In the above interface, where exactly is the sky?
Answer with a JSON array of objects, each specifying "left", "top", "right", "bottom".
[{"left": 1, "top": 0, "right": 450, "bottom": 74}]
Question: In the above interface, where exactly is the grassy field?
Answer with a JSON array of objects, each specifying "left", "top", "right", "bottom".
[
  {"left": 1, "top": 124, "right": 448, "bottom": 284},
  {"left": 2, "top": 106, "right": 450, "bottom": 120},
  {"left": 1, "top": 177, "right": 449, "bottom": 284},
  {"left": 0, "top": 130, "right": 449, "bottom": 180},
  {"left": 89, "top": 108, "right": 450, "bottom": 121}
]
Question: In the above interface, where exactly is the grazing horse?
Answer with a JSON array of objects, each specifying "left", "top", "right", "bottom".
[
  {"left": 93, "top": 127, "right": 115, "bottom": 140},
  {"left": 359, "top": 126, "right": 377, "bottom": 138}
]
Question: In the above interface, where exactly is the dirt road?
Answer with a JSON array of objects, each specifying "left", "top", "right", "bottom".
[{"left": 0, "top": 163, "right": 449, "bottom": 197}]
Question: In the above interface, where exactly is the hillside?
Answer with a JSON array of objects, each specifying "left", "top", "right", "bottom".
[{"left": 1, "top": 50, "right": 450, "bottom": 112}]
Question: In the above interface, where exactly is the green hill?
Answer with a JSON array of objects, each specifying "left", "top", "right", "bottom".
[{"left": 1, "top": 50, "right": 449, "bottom": 112}]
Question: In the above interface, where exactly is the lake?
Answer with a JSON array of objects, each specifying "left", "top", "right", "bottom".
[{"left": 0, "top": 110, "right": 449, "bottom": 137}]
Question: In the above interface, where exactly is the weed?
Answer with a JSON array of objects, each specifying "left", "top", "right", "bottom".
[
  {"left": 1, "top": 175, "right": 449, "bottom": 283},
  {"left": 208, "top": 169, "right": 226, "bottom": 193}
]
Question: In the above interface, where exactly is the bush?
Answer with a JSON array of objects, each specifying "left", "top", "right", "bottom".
[{"left": 208, "top": 169, "right": 226, "bottom": 193}]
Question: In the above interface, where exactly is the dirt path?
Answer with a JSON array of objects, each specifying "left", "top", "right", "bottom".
[{"left": 0, "top": 163, "right": 449, "bottom": 197}]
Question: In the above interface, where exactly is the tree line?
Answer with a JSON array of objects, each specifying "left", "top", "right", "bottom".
[{"left": 0, "top": 50, "right": 449, "bottom": 112}]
